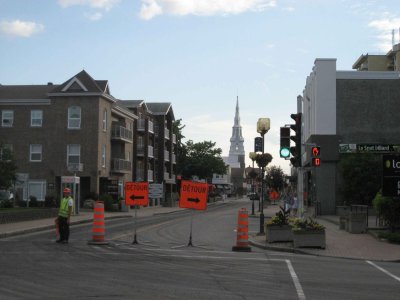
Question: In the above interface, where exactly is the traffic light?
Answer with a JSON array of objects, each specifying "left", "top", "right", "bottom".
[
  {"left": 289, "top": 113, "right": 302, "bottom": 167},
  {"left": 280, "top": 127, "right": 290, "bottom": 158},
  {"left": 311, "top": 146, "right": 321, "bottom": 167}
]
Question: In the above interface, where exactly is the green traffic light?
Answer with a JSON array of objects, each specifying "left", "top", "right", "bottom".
[{"left": 280, "top": 147, "right": 290, "bottom": 158}]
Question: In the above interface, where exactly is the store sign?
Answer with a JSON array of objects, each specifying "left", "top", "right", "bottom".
[
  {"left": 340, "top": 144, "right": 400, "bottom": 154},
  {"left": 382, "top": 155, "right": 400, "bottom": 197}
]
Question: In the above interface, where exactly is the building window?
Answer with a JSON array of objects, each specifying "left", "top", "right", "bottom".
[
  {"left": 68, "top": 106, "right": 81, "bottom": 129},
  {"left": 30, "top": 144, "right": 42, "bottom": 162},
  {"left": 67, "top": 144, "right": 80, "bottom": 164},
  {"left": 28, "top": 180, "right": 46, "bottom": 201},
  {"left": 31, "top": 110, "right": 43, "bottom": 127},
  {"left": 2, "top": 110, "right": 14, "bottom": 127},
  {"left": 102, "top": 145, "right": 106, "bottom": 168},
  {"left": 102, "top": 109, "right": 107, "bottom": 132}
]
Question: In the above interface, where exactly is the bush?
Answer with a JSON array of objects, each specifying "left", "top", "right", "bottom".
[
  {"left": 29, "top": 196, "right": 38, "bottom": 207},
  {"left": 44, "top": 195, "right": 56, "bottom": 208},
  {"left": 373, "top": 192, "right": 400, "bottom": 232},
  {"left": 0, "top": 199, "right": 13, "bottom": 208},
  {"left": 100, "top": 194, "right": 114, "bottom": 211},
  {"left": 378, "top": 232, "right": 400, "bottom": 244}
]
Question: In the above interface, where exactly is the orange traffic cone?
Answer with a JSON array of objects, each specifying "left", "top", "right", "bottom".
[
  {"left": 232, "top": 208, "right": 251, "bottom": 252},
  {"left": 88, "top": 201, "right": 109, "bottom": 245}
]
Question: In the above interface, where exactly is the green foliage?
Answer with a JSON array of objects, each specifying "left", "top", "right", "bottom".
[
  {"left": 100, "top": 194, "right": 115, "bottom": 211},
  {"left": 180, "top": 140, "right": 227, "bottom": 180},
  {"left": 0, "top": 145, "right": 17, "bottom": 190},
  {"left": 378, "top": 231, "right": 400, "bottom": 244},
  {"left": 265, "top": 165, "right": 286, "bottom": 191},
  {"left": 0, "top": 199, "right": 13, "bottom": 208},
  {"left": 292, "top": 217, "right": 325, "bottom": 231},
  {"left": 373, "top": 191, "right": 400, "bottom": 232},
  {"left": 267, "top": 206, "right": 290, "bottom": 226},
  {"left": 338, "top": 154, "right": 381, "bottom": 206},
  {"left": 255, "top": 153, "right": 273, "bottom": 168},
  {"left": 29, "top": 196, "right": 38, "bottom": 207},
  {"left": 44, "top": 195, "right": 56, "bottom": 208}
]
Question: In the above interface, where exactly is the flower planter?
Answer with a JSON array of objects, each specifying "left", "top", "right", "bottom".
[
  {"left": 292, "top": 229, "right": 326, "bottom": 249},
  {"left": 265, "top": 224, "right": 293, "bottom": 243}
]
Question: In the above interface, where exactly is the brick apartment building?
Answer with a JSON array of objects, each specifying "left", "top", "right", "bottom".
[{"left": 0, "top": 70, "right": 177, "bottom": 206}]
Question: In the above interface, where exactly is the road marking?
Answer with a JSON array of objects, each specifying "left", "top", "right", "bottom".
[
  {"left": 366, "top": 260, "right": 400, "bottom": 283},
  {"left": 286, "top": 259, "right": 306, "bottom": 300}
]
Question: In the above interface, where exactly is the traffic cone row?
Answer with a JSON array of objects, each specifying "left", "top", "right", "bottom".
[{"left": 232, "top": 208, "right": 251, "bottom": 252}]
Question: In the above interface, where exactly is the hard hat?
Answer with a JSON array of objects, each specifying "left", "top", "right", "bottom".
[{"left": 63, "top": 188, "right": 71, "bottom": 193}]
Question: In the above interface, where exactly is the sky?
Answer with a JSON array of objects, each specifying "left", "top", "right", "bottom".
[{"left": 1, "top": 0, "right": 400, "bottom": 174}]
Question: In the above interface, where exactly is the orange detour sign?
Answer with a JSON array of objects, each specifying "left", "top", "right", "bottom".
[
  {"left": 179, "top": 180, "right": 208, "bottom": 210},
  {"left": 125, "top": 182, "right": 149, "bottom": 206}
]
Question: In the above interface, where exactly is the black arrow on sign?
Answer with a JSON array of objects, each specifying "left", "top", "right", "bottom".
[
  {"left": 130, "top": 195, "right": 145, "bottom": 200},
  {"left": 188, "top": 197, "right": 200, "bottom": 203}
]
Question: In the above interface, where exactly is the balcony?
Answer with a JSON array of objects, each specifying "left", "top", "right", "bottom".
[
  {"left": 172, "top": 154, "right": 176, "bottom": 164},
  {"left": 164, "top": 128, "right": 170, "bottom": 140},
  {"left": 136, "top": 169, "right": 144, "bottom": 181},
  {"left": 137, "top": 119, "right": 145, "bottom": 131},
  {"left": 137, "top": 144, "right": 145, "bottom": 156},
  {"left": 67, "top": 163, "right": 83, "bottom": 172},
  {"left": 148, "top": 120, "right": 154, "bottom": 134},
  {"left": 111, "top": 158, "right": 131, "bottom": 173},
  {"left": 172, "top": 134, "right": 176, "bottom": 144},
  {"left": 148, "top": 145, "right": 154, "bottom": 158},
  {"left": 164, "top": 172, "right": 170, "bottom": 180},
  {"left": 111, "top": 125, "right": 133, "bottom": 143},
  {"left": 164, "top": 150, "right": 170, "bottom": 161},
  {"left": 148, "top": 170, "right": 154, "bottom": 182}
]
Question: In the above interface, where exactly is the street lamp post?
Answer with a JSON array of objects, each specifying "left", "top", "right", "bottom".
[
  {"left": 256, "top": 118, "right": 270, "bottom": 235},
  {"left": 249, "top": 152, "right": 257, "bottom": 215}
]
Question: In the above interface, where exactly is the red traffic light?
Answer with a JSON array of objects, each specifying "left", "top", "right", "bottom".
[
  {"left": 311, "top": 146, "right": 320, "bottom": 157},
  {"left": 312, "top": 157, "right": 321, "bottom": 167}
]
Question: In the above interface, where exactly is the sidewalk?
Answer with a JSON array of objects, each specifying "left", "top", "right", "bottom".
[{"left": 248, "top": 203, "right": 400, "bottom": 262}]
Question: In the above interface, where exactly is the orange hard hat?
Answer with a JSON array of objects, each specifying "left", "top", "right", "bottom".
[{"left": 63, "top": 188, "right": 71, "bottom": 193}]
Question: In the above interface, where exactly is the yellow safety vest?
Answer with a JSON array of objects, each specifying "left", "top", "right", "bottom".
[{"left": 59, "top": 197, "right": 73, "bottom": 218}]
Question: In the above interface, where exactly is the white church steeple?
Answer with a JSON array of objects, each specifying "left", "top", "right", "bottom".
[{"left": 229, "top": 97, "right": 245, "bottom": 156}]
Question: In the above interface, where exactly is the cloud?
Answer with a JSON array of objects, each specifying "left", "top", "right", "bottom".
[
  {"left": 84, "top": 12, "right": 103, "bottom": 21},
  {"left": 139, "top": 0, "right": 277, "bottom": 20},
  {"left": 368, "top": 15, "right": 400, "bottom": 51},
  {"left": 58, "top": 0, "right": 120, "bottom": 11},
  {"left": 0, "top": 20, "right": 44, "bottom": 37}
]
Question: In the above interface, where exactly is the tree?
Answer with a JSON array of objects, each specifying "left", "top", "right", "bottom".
[
  {"left": 0, "top": 145, "right": 17, "bottom": 189},
  {"left": 173, "top": 119, "right": 187, "bottom": 176},
  {"left": 338, "top": 153, "right": 381, "bottom": 206},
  {"left": 265, "top": 165, "right": 286, "bottom": 192},
  {"left": 373, "top": 192, "right": 400, "bottom": 232},
  {"left": 181, "top": 140, "right": 227, "bottom": 181}
]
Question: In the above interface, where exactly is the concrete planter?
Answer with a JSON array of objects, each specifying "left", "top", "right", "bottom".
[
  {"left": 292, "top": 229, "right": 326, "bottom": 249},
  {"left": 265, "top": 224, "right": 293, "bottom": 243}
]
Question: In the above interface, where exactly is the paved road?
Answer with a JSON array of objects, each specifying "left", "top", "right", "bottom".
[{"left": 1, "top": 199, "right": 399, "bottom": 299}]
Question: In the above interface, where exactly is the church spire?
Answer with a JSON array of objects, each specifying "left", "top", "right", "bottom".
[{"left": 229, "top": 97, "right": 245, "bottom": 156}]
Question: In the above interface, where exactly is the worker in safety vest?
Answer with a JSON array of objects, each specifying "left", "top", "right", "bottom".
[{"left": 57, "top": 188, "right": 74, "bottom": 244}]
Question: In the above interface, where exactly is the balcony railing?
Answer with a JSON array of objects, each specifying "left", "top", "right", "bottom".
[
  {"left": 137, "top": 144, "right": 145, "bottom": 156},
  {"left": 164, "top": 150, "right": 170, "bottom": 161},
  {"left": 164, "top": 172, "right": 170, "bottom": 180},
  {"left": 164, "top": 128, "right": 170, "bottom": 140},
  {"left": 111, "top": 158, "right": 131, "bottom": 173},
  {"left": 136, "top": 169, "right": 144, "bottom": 181},
  {"left": 111, "top": 125, "right": 133, "bottom": 143},
  {"left": 148, "top": 170, "right": 154, "bottom": 182},
  {"left": 148, "top": 145, "right": 154, "bottom": 158},
  {"left": 137, "top": 119, "right": 145, "bottom": 131},
  {"left": 172, "top": 134, "right": 177, "bottom": 144},
  {"left": 148, "top": 121, "right": 154, "bottom": 133},
  {"left": 67, "top": 163, "right": 83, "bottom": 172},
  {"left": 172, "top": 154, "right": 176, "bottom": 164}
]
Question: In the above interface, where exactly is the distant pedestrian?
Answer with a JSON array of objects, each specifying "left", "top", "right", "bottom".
[{"left": 56, "top": 188, "right": 74, "bottom": 244}]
